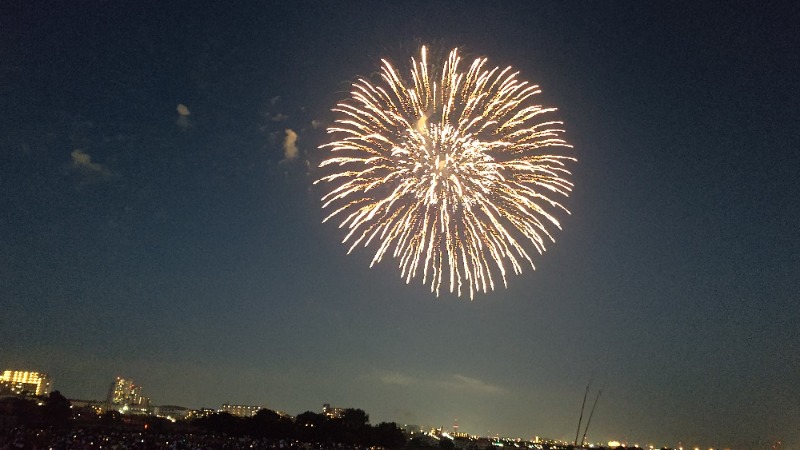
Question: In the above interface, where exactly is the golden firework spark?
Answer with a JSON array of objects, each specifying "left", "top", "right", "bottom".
[{"left": 316, "top": 46, "right": 575, "bottom": 299}]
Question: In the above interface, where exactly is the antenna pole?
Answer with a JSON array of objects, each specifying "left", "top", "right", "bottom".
[
  {"left": 574, "top": 378, "right": 592, "bottom": 446},
  {"left": 580, "top": 389, "right": 602, "bottom": 447}
]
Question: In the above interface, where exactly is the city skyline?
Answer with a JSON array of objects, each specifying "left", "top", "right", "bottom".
[
  {"left": 1, "top": 2, "right": 797, "bottom": 449},
  {"left": 0, "top": 366, "right": 774, "bottom": 449},
  {"left": 0, "top": 371, "right": 644, "bottom": 448}
]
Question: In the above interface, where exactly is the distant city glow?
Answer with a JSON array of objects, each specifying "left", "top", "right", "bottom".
[{"left": 317, "top": 46, "right": 574, "bottom": 298}]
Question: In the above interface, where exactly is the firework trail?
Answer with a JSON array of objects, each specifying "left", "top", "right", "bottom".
[{"left": 316, "top": 46, "right": 574, "bottom": 299}]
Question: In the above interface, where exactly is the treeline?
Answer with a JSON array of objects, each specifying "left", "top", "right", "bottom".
[
  {"left": 191, "top": 408, "right": 406, "bottom": 449},
  {"left": 0, "top": 393, "right": 407, "bottom": 449},
  {"left": 0, "top": 390, "right": 72, "bottom": 429}
]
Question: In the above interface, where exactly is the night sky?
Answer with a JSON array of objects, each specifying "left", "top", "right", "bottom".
[{"left": 1, "top": 1, "right": 798, "bottom": 448}]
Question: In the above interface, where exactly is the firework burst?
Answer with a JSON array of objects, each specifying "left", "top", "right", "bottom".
[{"left": 316, "top": 46, "right": 575, "bottom": 298}]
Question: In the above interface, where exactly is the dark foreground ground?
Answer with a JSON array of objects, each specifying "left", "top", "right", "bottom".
[{"left": 2, "top": 426, "right": 375, "bottom": 450}]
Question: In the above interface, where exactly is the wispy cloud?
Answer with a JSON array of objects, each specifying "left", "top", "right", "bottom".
[
  {"left": 379, "top": 372, "right": 416, "bottom": 386},
  {"left": 376, "top": 371, "right": 507, "bottom": 395},
  {"left": 70, "top": 149, "right": 112, "bottom": 180},
  {"left": 439, "top": 374, "right": 507, "bottom": 395}
]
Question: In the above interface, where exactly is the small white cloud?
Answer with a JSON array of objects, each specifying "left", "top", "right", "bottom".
[
  {"left": 271, "top": 113, "right": 289, "bottom": 122},
  {"left": 311, "top": 119, "right": 324, "bottom": 129},
  {"left": 176, "top": 104, "right": 192, "bottom": 129},
  {"left": 270, "top": 96, "right": 281, "bottom": 105},
  {"left": 283, "top": 128, "right": 299, "bottom": 161},
  {"left": 70, "top": 149, "right": 112, "bottom": 180}
]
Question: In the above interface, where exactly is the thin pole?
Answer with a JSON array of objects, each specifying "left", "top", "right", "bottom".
[
  {"left": 574, "top": 378, "right": 591, "bottom": 446},
  {"left": 580, "top": 389, "right": 602, "bottom": 447}
]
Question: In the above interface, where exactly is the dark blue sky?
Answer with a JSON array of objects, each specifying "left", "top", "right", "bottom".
[{"left": 1, "top": 1, "right": 798, "bottom": 448}]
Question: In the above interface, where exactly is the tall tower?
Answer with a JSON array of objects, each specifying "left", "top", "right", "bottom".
[{"left": 107, "top": 377, "right": 150, "bottom": 413}]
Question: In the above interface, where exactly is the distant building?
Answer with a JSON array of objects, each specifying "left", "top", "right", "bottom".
[
  {"left": 322, "top": 403, "right": 344, "bottom": 419},
  {"left": 402, "top": 424, "right": 423, "bottom": 434},
  {"left": 0, "top": 370, "right": 52, "bottom": 396},
  {"left": 188, "top": 408, "right": 216, "bottom": 420},
  {"left": 220, "top": 403, "right": 264, "bottom": 417},
  {"left": 107, "top": 377, "right": 150, "bottom": 414},
  {"left": 154, "top": 405, "right": 190, "bottom": 421},
  {"left": 69, "top": 399, "right": 105, "bottom": 414}
]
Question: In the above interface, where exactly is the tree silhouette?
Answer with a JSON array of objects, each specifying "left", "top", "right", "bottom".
[
  {"left": 294, "top": 411, "right": 325, "bottom": 442},
  {"left": 250, "top": 409, "right": 292, "bottom": 438},
  {"left": 439, "top": 437, "right": 455, "bottom": 449},
  {"left": 194, "top": 411, "right": 244, "bottom": 435},
  {"left": 187, "top": 405, "right": 409, "bottom": 448},
  {"left": 341, "top": 408, "right": 369, "bottom": 430},
  {"left": 42, "top": 390, "right": 71, "bottom": 428},
  {"left": 371, "top": 421, "right": 407, "bottom": 449},
  {"left": 0, "top": 396, "right": 37, "bottom": 426}
]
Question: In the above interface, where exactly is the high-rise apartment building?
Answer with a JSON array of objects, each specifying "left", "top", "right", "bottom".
[
  {"left": 0, "top": 370, "right": 52, "bottom": 396},
  {"left": 107, "top": 377, "right": 150, "bottom": 413}
]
